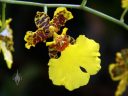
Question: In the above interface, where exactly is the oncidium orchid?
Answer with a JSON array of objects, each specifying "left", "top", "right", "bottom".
[
  {"left": 24, "top": 7, "right": 101, "bottom": 91},
  {"left": 0, "top": 19, "right": 14, "bottom": 69},
  {"left": 109, "top": 49, "right": 128, "bottom": 96}
]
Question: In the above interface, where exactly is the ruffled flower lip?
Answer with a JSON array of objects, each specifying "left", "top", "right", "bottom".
[{"left": 48, "top": 35, "right": 101, "bottom": 91}]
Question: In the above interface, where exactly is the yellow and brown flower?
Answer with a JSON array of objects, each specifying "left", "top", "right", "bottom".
[
  {"left": 109, "top": 49, "right": 128, "bottom": 96},
  {"left": 24, "top": 7, "right": 73, "bottom": 49},
  {"left": 0, "top": 19, "right": 14, "bottom": 69}
]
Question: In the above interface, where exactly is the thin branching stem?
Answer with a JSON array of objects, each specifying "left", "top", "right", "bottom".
[
  {"left": 0, "top": 0, "right": 128, "bottom": 30},
  {"left": 120, "top": 8, "right": 128, "bottom": 22},
  {"left": 0, "top": 0, "right": 80, "bottom": 8},
  {"left": 44, "top": 6, "right": 48, "bottom": 14},
  {"left": 81, "top": 0, "right": 87, "bottom": 7},
  {"left": 0, "top": 2, "right": 6, "bottom": 32},
  {"left": 82, "top": 7, "right": 128, "bottom": 30}
]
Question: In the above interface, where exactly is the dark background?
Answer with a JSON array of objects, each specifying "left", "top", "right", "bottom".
[{"left": 0, "top": 0, "right": 128, "bottom": 96}]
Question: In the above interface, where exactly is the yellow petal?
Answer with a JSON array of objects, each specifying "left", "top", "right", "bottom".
[
  {"left": 6, "top": 18, "right": 12, "bottom": 25},
  {"left": 0, "top": 18, "right": 12, "bottom": 27},
  {"left": 0, "top": 41, "right": 13, "bottom": 69},
  {"left": 109, "top": 63, "right": 125, "bottom": 81},
  {"left": 49, "top": 59, "right": 90, "bottom": 91},
  {"left": 46, "top": 41, "right": 56, "bottom": 46},
  {"left": 50, "top": 7, "right": 73, "bottom": 32},
  {"left": 34, "top": 12, "right": 50, "bottom": 29},
  {"left": 53, "top": 32, "right": 58, "bottom": 38},
  {"left": 24, "top": 31, "right": 35, "bottom": 49},
  {"left": 61, "top": 27, "right": 68, "bottom": 35},
  {"left": 54, "top": 7, "right": 73, "bottom": 20},
  {"left": 0, "top": 19, "right": 13, "bottom": 40},
  {"left": 48, "top": 35, "right": 101, "bottom": 91},
  {"left": 0, "top": 26, "right": 13, "bottom": 38},
  {"left": 121, "top": 0, "right": 128, "bottom": 8},
  {"left": 115, "top": 73, "right": 128, "bottom": 96},
  {"left": 24, "top": 28, "right": 47, "bottom": 49}
]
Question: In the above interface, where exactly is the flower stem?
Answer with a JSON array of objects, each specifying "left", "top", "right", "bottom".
[
  {"left": 81, "top": 6, "right": 128, "bottom": 30},
  {"left": 120, "top": 8, "right": 128, "bottom": 22},
  {"left": 81, "top": 0, "right": 87, "bottom": 7},
  {"left": 0, "top": 0, "right": 80, "bottom": 8},
  {"left": 0, "top": 0, "right": 128, "bottom": 30},
  {"left": 44, "top": 6, "right": 48, "bottom": 14},
  {"left": 0, "top": 2, "right": 6, "bottom": 32}
]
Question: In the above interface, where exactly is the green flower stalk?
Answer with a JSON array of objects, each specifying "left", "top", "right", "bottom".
[{"left": 0, "top": 0, "right": 128, "bottom": 30}]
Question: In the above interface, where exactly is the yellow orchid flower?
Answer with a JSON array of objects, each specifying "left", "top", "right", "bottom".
[
  {"left": 109, "top": 49, "right": 128, "bottom": 96},
  {"left": 121, "top": 0, "right": 128, "bottom": 8},
  {"left": 0, "top": 19, "right": 14, "bottom": 69},
  {"left": 48, "top": 35, "right": 101, "bottom": 91},
  {"left": 24, "top": 7, "right": 73, "bottom": 49}
]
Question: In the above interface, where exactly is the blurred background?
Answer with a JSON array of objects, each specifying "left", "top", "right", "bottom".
[{"left": 0, "top": 0, "right": 128, "bottom": 96}]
